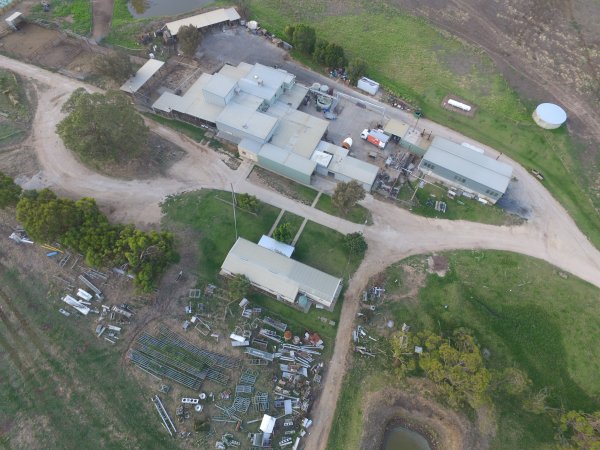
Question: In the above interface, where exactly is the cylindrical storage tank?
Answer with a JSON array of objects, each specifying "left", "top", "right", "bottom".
[
  {"left": 320, "top": 84, "right": 329, "bottom": 93},
  {"left": 311, "top": 83, "right": 321, "bottom": 91},
  {"left": 532, "top": 103, "right": 567, "bottom": 129}
]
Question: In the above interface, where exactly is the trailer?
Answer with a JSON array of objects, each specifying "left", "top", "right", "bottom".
[{"left": 360, "top": 129, "right": 389, "bottom": 149}]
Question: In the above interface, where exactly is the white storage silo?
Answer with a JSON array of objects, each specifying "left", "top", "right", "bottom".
[{"left": 532, "top": 103, "right": 567, "bottom": 129}]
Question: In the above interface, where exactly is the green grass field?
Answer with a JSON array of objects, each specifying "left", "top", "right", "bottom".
[
  {"left": 395, "top": 181, "right": 518, "bottom": 225},
  {"left": 278, "top": 210, "right": 304, "bottom": 242},
  {"left": 29, "top": 0, "right": 92, "bottom": 35},
  {"left": 250, "top": 1, "right": 600, "bottom": 248},
  {"left": 327, "top": 251, "right": 600, "bottom": 449},
  {"left": 315, "top": 193, "right": 373, "bottom": 225},
  {"left": 0, "top": 264, "right": 176, "bottom": 449},
  {"left": 161, "top": 190, "right": 364, "bottom": 348}
]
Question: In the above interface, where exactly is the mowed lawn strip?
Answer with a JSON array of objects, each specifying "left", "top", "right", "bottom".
[
  {"left": 315, "top": 193, "right": 373, "bottom": 225},
  {"left": 250, "top": 1, "right": 600, "bottom": 248}
]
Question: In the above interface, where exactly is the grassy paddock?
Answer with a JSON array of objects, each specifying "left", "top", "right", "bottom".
[
  {"left": 249, "top": 1, "right": 600, "bottom": 248},
  {"left": 327, "top": 251, "right": 600, "bottom": 449},
  {"left": 28, "top": 0, "right": 92, "bottom": 35},
  {"left": 0, "top": 266, "right": 176, "bottom": 449},
  {"left": 105, "top": 0, "right": 152, "bottom": 48}
]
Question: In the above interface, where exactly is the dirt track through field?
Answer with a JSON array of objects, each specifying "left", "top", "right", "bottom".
[
  {"left": 92, "top": 0, "right": 114, "bottom": 42},
  {"left": 1, "top": 54, "right": 600, "bottom": 449}
]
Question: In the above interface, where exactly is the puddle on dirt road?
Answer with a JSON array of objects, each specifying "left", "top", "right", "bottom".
[
  {"left": 383, "top": 426, "right": 432, "bottom": 450},
  {"left": 128, "top": 0, "right": 213, "bottom": 18}
]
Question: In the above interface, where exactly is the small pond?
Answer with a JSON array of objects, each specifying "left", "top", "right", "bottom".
[
  {"left": 383, "top": 426, "right": 432, "bottom": 450},
  {"left": 128, "top": 0, "right": 214, "bottom": 18}
]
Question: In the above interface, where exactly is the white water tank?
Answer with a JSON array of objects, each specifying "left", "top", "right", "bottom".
[{"left": 533, "top": 103, "right": 567, "bottom": 129}]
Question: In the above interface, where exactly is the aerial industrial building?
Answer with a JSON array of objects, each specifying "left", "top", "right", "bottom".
[
  {"left": 152, "top": 62, "right": 379, "bottom": 191},
  {"left": 419, "top": 137, "right": 513, "bottom": 203},
  {"left": 221, "top": 238, "right": 343, "bottom": 310}
]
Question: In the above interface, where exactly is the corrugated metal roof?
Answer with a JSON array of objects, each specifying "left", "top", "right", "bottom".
[
  {"left": 238, "top": 138, "right": 262, "bottom": 156},
  {"left": 330, "top": 155, "right": 379, "bottom": 187},
  {"left": 120, "top": 59, "right": 164, "bottom": 94},
  {"left": 423, "top": 137, "right": 512, "bottom": 193},
  {"left": 221, "top": 238, "right": 342, "bottom": 308},
  {"left": 258, "top": 235, "right": 294, "bottom": 258},
  {"left": 152, "top": 73, "right": 224, "bottom": 123},
  {"left": 270, "top": 110, "right": 328, "bottom": 158},
  {"left": 203, "top": 73, "right": 237, "bottom": 99},
  {"left": 216, "top": 103, "right": 278, "bottom": 141},
  {"left": 310, "top": 149, "right": 333, "bottom": 167},
  {"left": 165, "top": 7, "right": 240, "bottom": 35},
  {"left": 258, "top": 144, "right": 316, "bottom": 176},
  {"left": 316, "top": 141, "right": 379, "bottom": 187},
  {"left": 238, "top": 63, "right": 295, "bottom": 101},
  {"left": 384, "top": 118, "right": 409, "bottom": 138}
]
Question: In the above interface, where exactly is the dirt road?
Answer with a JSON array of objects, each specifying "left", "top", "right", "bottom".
[{"left": 1, "top": 54, "right": 600, "bottom": 449}]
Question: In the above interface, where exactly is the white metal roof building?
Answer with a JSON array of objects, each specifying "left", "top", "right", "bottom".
[
  {"left": 221, "top": 238, "right": 343, "bottom": 310},
  {"left": 120, "top": 59, "right": 165, "bottom": 94},
  {"left": 311, "top": 141, "right": 379, "bottom": 191},
  {"left": 419, "top": 137, "right": 513, "bottom": 203},
  {"left": 258, "top": 235, "right": 294, "bottom": 258},
  {"left": 165, "top": 7, "right": 240, "bottom": 36}
]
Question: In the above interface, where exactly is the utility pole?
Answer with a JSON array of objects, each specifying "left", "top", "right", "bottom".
[{"left": 231, "top": 183, "right": 238, "bottom": 240}]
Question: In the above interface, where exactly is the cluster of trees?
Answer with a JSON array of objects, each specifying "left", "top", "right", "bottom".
[
  {"left": 389, "top": 327, "right": 600, "bottom": 449},
  {"left": 0, "top": 171, "right": 21, "bottom": 208},
  {"left": 14, "top": 188, "right": 176, "bottom": 292},
  {"left": 178, "top": 25, "right": 202, "bottom": 57},
  {"left": 57, "top": 89, "right": 148, "bottom": 163},
  {"left": 390, "top": 328, "right": 491, "bottom": 408},
  {"left": 284, "top": 24, "right": 368, "bottom": 84}
]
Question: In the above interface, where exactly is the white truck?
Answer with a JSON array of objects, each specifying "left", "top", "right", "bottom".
[{"left": 360, "top": 129, "right": 390, "bottom": 149}]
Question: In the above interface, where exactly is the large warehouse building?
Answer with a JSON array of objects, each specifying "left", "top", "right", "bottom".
[
  {"left": 221, "top": 238, "right": 343, "bottom": 310},
  {"left": 419, "top": 137, "right": 513, "bottom": 203},
  {"left": 152, "top": 62, "right": 379, "bottom": 190}
]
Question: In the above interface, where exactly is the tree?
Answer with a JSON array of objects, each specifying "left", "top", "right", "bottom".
[
  {"left": 332, "top": 180, "right": 365, "bottom": 214},
  {"left": 229, "top": 274, "right": 251, "bottom": 300},
  {"left": 0, "top": 171, "right": 21, "bottom": 208},
  {"left": 493, "top": 367, "right": 531, "bottom": 396},
  {"left": 348, "top": 57, "right": 368, "bottom": 85},
  {"left": 113, "top": 225, "right": 177, "bottom": 292},
  {"left": 313, "top": 38, "right": 329, "bottom": 65},
  {"left": 284, "top": 25, "right": 296, "bottom": 41},
  {"left": 324, "top": 43, "right": 347, "bottom": 68},
  {"left": 178, "top": 25, "right": 202, "bottom": 57},
  {"left": 237, "top": 193, "right": 259, "bottom": 213},
  {"left": 558, "top": 410, "right": 600, "bottom": 449},
  {"left": 93, "top": 50, "right": 133, "bottom": 83},
  {"left": 273, "top": 222, "right": 292, "bottom": 243},
  {"left": 343, "top": 232, "right": 367, "bottom": 256},
  {"left": 16, "top": 189, "right": 80, "bottom": 243},
  {"left": 418, "top": 328, "right": 491, "bottom": 409},
  {"left": 291, "top": 24, "right": 316, "bottom": 54},
  {"left": 57, "top": 88, "right": 148, "bottom": 162}
]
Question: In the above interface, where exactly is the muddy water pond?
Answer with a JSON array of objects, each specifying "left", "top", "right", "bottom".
[
  {"left": 128, "top": 0, "right": 213, "bottom": 18},
  {"left": 382, "top": 426, "right": 432, "bottom": 450}
]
